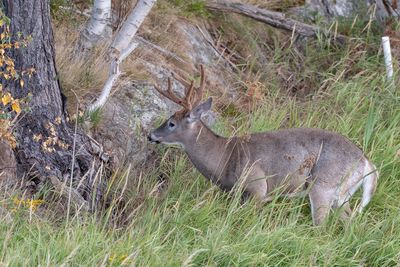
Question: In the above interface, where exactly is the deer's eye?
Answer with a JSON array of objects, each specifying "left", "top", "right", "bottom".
[{"left": 168, "top": 121, "right": 175, "bottom": 128}]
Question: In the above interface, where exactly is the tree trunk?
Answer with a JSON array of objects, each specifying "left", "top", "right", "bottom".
[
  {"left": 2, "top": 0, "right": 106, "bottom": 209},
  {"left": 111, "top": 0, "right": 156, "bottom": 53},
  {"left": 80, "top": 0, "right": 112, "bottom": 50},
  {"left": 87, "top": 0, "right": 157, "bottom": 112}
]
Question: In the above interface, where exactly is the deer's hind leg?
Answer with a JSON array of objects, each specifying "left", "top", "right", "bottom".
[{"left": 308, "top": 182, "right": 354, "bottom": 225}]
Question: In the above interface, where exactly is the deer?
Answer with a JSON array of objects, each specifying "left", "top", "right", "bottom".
[{"left": 148, "top": 65, "right": 379, "bottom": 225}]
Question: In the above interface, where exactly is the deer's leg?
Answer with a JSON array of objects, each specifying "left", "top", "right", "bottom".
[
  {"left": 242, "top": 166, "right": 268, "bottom": 202},
  {"left": 245, "top": 178, "right": 268, "bottom": 202},
  {"left": 308, "top": 186, "right": 336, "bottom": 225}
]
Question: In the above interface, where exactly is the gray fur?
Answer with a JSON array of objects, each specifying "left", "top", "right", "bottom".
[{"left": 149, "top": 100, "right": 378, "bottom": 225}]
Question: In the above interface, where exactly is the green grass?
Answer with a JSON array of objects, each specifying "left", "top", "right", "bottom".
[
  {"left": 1, "top": 15, "right": 400, "bottom": 267},
  {"left": 2, "top": 65, "right": 399, "bottom": 267}
]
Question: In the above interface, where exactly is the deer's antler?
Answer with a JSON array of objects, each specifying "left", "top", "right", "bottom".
[{"left": 154, "top": 65, "right": 206, "bottom": 116}]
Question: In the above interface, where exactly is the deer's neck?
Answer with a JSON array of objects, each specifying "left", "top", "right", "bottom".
[{"left": 182, "top": 122, "right": 233, "bottom": 183}]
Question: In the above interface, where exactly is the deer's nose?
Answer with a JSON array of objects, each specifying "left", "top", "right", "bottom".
[{"left": 148, "top": 133, "right": 160, "bottom": 144}]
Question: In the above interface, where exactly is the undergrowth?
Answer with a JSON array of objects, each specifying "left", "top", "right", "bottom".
[{"left": 1, "top": 6, "right": 400, "bottom": 267}]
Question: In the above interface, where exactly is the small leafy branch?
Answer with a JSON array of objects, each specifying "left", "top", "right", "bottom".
[
  {"left": 0, "top": 11, "right": 34, "bottom": 148},
  {"left": 13, "top": 197, "right": 44, "bottom": 211}
]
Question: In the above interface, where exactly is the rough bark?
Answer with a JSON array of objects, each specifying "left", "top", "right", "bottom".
[
  {"left": 206, "top": 1, "right": 347, "bottom": 44},
  {"left": 2, "top": 0, "right": 106, "bottom": 209}
]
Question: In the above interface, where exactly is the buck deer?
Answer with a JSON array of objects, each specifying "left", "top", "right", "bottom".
[{"left": 148, "top": 65, "right": 378, "bottom": 225}]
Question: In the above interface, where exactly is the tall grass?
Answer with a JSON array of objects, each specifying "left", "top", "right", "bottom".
[
  {"left": 2, "top": 62, "right": 399, "bottom": 266},
  {"left": 1, "top": 9, "right": 400, "bottom": 267}
]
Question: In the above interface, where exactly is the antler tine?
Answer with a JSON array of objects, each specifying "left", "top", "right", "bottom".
[
  {"left": 184, "top": 80, "right": 195, "bottom": 110},
  {"left": 155, "top": 66, "right": 207, "bottom": 113},
  {"left": 153, "top": 84, "right": 170, "bottom": 100},
  {"left": 154, "top": 78, "right": 189, "bottom": 109},
  {"left": 172, "top": 71, "right": 197, "bottom": 110},
  {"left": 172, "top": 72, "right": 192, "bottom": 88},
  {"left": 192, "top": 64, "right": 206, "bottom": 106},
  {"left": 191, "top": 64, "right": 206, "bottom": 106}
]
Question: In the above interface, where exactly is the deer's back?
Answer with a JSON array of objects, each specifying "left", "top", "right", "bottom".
[{"left": 242, "top": 128, "right": 366, "bottom": 187}]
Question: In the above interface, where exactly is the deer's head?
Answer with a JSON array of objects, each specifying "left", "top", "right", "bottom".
[{"left": 148, "top": 65, "right": 212, "bottom": 148}]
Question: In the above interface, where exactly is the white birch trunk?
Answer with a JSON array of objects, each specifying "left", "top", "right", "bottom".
[
  {"left": 89, "top": 42, "right": 139, "bottom": 112},
  {"left": 88, "top": 0, "right": 157, "bottom": 112},
  {"left": 111, "top": 0, "right": 157, "bottom": 55},
  {"left": 80, "top": 0, "right": 112, "bottom": 50}
]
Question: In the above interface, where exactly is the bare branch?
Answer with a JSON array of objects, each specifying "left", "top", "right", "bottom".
[{"left": 206, "top": 1, "right": 347, "bottom": 44}]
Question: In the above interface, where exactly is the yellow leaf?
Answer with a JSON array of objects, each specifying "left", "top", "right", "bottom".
[
  {"left": 20, "top": 79, "right": 24, "bottom": 88},
  {"left": 5, "top": 59, "right": 14, "bottom": 67},
  {"left": 1, "top": 92, "right": 12, "bottom": 106},
  {"left": 33, "top": 133, "right": 42, "bottom": 142},
  {"left": 12, "top": 100, "right": 21, "bottom": 113},
  {"left": 54, "top": 116, "right": 61, "bottom": 125}
]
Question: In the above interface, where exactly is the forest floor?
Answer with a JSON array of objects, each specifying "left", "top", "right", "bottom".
[{"left": 1, "top": 1, "right": 400, "bottom": 266}]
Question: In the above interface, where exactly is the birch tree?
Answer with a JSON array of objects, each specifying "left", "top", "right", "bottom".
[
  {"left": 80, "top": 0, "right": 112, "bottom": 50},
  {"left": 87, "top": 0, "right": 157, "bottom": 112}
]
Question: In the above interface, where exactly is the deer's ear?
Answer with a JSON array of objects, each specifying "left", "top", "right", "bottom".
[{"left": 189, "top": 97, "right": 212, "bottom": 120}]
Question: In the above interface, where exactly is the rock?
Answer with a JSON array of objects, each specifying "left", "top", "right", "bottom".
[
  {"left": 91, "top": 19, "right": 235, "bottom": 168},
  {"left": 177, "top": 22, "right": 220, "bottom": 65},
  {"left": 94, "top": 78, "right": 217, "bottom": 167},
  {"left": 93, "top": 80, "right": 161, "bottom": 167},
  {"left": 174, "top": 20, "right": 236, "bottom": 97},
  {"left": 304, "top": 0, "right": 354, "bottom": 17},
  {"left": 291, "top": 0, "right": 400, "bottom": 22}
]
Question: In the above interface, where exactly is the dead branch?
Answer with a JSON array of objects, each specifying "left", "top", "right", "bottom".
[{"left": 206, "top": 1, "right": 347, "bottom": 45}]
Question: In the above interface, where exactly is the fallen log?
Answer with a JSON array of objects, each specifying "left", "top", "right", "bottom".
[{"left": 206, "top": 1, "right": 347, "bottom": 44}]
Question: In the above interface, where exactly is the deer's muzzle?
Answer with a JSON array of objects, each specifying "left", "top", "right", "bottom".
[{"left": 148, "top": 133, "right": 161, "bottom": 144}]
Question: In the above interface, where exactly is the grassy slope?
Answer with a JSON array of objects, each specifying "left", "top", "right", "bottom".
[{"left": 1, "top": 5, "right": 400, "bottom": 267}]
